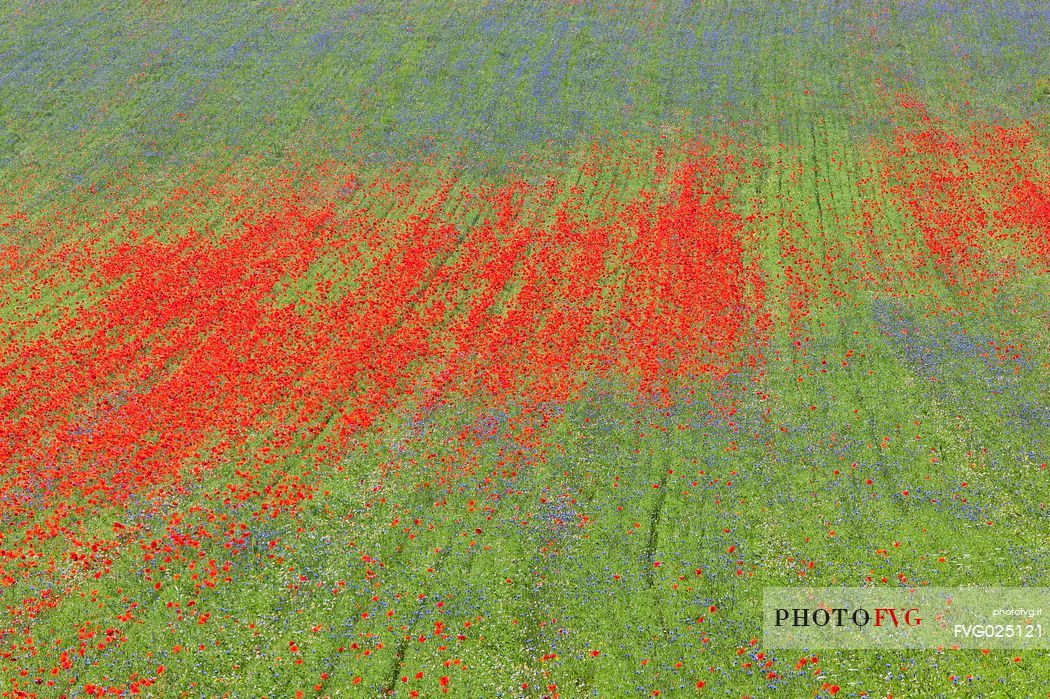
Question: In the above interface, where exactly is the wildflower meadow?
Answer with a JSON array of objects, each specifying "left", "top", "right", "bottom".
[{"left": 0, "top": 1, "right": 1047, "bottom": 697}]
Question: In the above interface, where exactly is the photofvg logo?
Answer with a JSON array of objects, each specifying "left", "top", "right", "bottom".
[
  {"left": 774, "top": 606, "right": 922, "bottom": 629},
  {"left": 763, "top": 588, "right": 1050, "bottom": 649}
]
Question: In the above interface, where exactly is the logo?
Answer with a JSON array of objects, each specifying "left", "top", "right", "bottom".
[{"left": 763, "top": 587, "right": 1049, "bottom": 649}]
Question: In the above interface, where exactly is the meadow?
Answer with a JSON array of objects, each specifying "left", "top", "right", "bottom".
[{"left": 0, "top": 1, "right": 1048, "bottom": 697}]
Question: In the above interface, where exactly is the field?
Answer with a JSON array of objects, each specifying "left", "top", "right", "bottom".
[{"left": 1, "top": 1, "right": 1048, "bottom": 697}]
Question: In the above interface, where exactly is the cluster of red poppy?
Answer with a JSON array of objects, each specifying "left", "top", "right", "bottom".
[
  {"left": 0, "top": 140, "right": 764, "bottom": 687},
  {"left": 1, "top": 97, "right": 1043, "bottom": 694},
  {"left": 877, "top": 95, "right": 1048, "bottom": 287}
]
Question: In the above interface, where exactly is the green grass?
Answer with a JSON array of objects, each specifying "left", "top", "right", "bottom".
[{"left": 1, "top": 1, "right": 1048, "bottom": 696}]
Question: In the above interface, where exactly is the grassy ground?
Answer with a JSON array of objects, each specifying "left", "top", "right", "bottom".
[{"left": 0, "top": 2, "right": 1048, "bottom": 698}]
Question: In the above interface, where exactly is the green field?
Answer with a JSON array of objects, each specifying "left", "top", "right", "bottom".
[{"left": 0, "top": 1, "right": 1048, "bottom": 697}]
